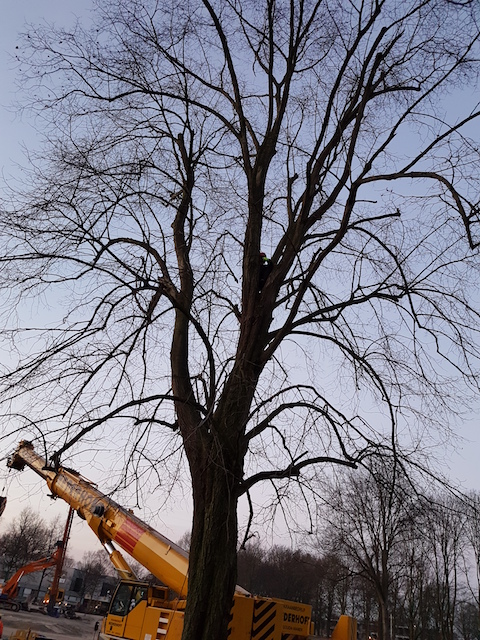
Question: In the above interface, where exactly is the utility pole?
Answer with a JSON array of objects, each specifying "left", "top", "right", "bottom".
[{"left": 46, "top": 506, "right": 74, "bottom": 616}]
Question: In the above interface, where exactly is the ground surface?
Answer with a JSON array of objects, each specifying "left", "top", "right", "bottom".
[{"left": 0, "top": 608, "right": 103, "bottom": 640}]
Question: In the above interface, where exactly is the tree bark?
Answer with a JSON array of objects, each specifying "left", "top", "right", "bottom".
[
  {"left": 182, "top": 450, "right": 240, "bottom": 640},
  {"left": 176, "top": 308, "right": 264, "bottom": 640}
]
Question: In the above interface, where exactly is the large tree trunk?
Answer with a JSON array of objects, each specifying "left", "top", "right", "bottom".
[
  {"left": 177, "top": 361, "right": 259, "bottom": 640},
  {"left": 172, "top": 195, "right": 272, "bottom": 639},
  {"left": 182, "top": 455, "right": 240, "bottom": 640}
]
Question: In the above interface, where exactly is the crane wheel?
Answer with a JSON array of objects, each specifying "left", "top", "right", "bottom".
[{"left": 10, "top": 602, "right": 20, "bottom": 611}]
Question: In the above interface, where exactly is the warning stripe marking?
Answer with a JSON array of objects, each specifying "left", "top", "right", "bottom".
[
  {"left": 252, "top": 600, "right": 277, "bottom": 640},
  {"left": 115, "top": 517, "right": 144, "bottom": 554},
  {"left": 253, "top": 601, "right": 275, "bottom": 622}
]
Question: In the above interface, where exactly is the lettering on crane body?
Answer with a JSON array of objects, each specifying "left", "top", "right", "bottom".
[
  {"left": 283, "top": 612, "right": 310, "bottom": 625},
  {"left": 55, "top": 474, "right": 102, "bottom": 508},
  {"left": 282, "top": 602, "right": 311, "bottom": 632},
  {"left": 107, "top": 618, "right": 124, "bottom": 629}
]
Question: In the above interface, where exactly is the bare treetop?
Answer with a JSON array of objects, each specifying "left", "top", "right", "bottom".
[{"left": 1, "top": 2, "right": 480, "bottom": 637}]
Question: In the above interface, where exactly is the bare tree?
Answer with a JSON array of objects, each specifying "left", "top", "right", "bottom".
[
  {"left": 395, "top": 518, "right": 433, "bottom": 640},
  {"left": 422, "top": 495, "right": 466, "bottom": 640},
  {"left": 320, "top": 460, "right": 419, "bottom": 640},
  {"left": 78, "top": 549, "right": 114, "bottom": 604},
  {"left": 1, "top": 1, "right": 480, "bottom": 638},
  {"left": 0, "top": 509, "right": 61, "bottom": 578},
  {"left": 464, "top": 492, "right": 480, "bottom": 636},
  {"left": 455, "top": 601, "right": 479, "bottom": 640}
]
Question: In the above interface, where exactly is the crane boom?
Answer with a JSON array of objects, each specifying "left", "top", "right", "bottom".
[
  {"left": 7, "top": 441, "right": 191, "bottom": 597},
  {"left": 6, "top": 440, "right": 356, "bottom": 640}
]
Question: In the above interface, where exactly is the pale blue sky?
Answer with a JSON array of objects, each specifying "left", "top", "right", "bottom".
[
  {"left": 1, "top": 1, "right": 95, "bottom": 176},
  {"left": 0, "top": 0, "right": 480, "bottom": 563},
  {"left": 0, "top": 0, "right": 192, "bottom": 561}
]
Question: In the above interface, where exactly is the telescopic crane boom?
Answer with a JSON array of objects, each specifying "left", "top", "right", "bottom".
[
  {"left": 7, "top": 440, "right": 354, "bottom": 640},
  {"left": 7, "top": 440, "right": 191, "bottom": 596}
]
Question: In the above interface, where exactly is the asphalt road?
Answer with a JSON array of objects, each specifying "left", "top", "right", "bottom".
[{"left": 0, "top": 609, "right": 103, "bottom": 640}]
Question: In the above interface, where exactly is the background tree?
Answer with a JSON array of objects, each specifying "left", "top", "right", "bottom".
[
  {"left": 423, "top": 494, "right": 466, "bottom": 640},
  {"left": 1, "top": 1, "right": 480, "bottom": 638},
  {"left": 394, "top": 516, "right": 432, "bottom": 640},
  {"left": 463, "top": 491, "right": 480, "bottom": 637},
  {"left": 312, "top": 552, "right": 354, "bottom": 637},
  {"left": 0, "top": 508, "right": 62, "bottom": 579},
  {"left": 78, "top": 549, "right": 115, "bottom": 603},
  {"left": 321, "top": 461, "right": 419, "bottom": 640},
  {"left": 235, "top": 475, "right": 480, "bottom": 640},
  {"left": 455, "top": 601, "right": 479, "bottom": 640}
]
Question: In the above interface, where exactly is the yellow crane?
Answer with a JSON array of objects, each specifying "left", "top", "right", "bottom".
[{"left": 7, "top": 440, "right": 356, "bottom": 640}]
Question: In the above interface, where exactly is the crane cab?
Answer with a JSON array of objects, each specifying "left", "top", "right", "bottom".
[
  {"left": 100, "top": 579, "right": 314, "bottom": 640},
  {"left": 101, "top": 580, "right": 185, "bottom": 640}
]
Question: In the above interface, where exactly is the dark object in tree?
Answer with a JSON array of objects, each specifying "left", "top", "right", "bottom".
[
  {"left": 0, "top": 497, "right": 6, "bottom": 518},
  {"left": 259, "top": 253, "right": 273, "bottom": 291}
]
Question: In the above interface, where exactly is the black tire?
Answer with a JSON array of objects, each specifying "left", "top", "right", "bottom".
[{"left": 10, "top": 602, "right": 20, "bottom": 612}]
